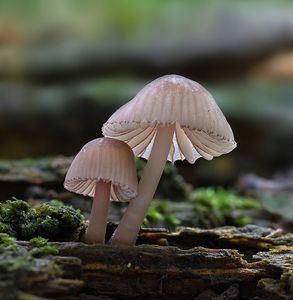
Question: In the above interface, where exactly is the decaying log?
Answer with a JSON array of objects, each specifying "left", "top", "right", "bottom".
[
  {"left": 55, "top": 243, "right": 266, "bottom": 299},
  {"left": 136, "top": 225, "right": 293, "bottom": 251},
  {"left": 0, "top": 252, "right": 84, "bottom": 300},
  {"left": 4, "top": 225, "right": 291, "bottom": 299},
  {"left": 256, "top": 250, "right": 293, "bottom": 299},
  {"left": 46, "top": 225, "right": 292, "bottom": 299}
]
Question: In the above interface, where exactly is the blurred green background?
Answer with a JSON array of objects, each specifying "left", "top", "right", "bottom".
[{"left": 0, "top": 0, "right": 292, "bottom": 187}]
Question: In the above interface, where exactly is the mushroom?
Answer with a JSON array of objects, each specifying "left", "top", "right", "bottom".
[
  {"left": 102, "top": 74, "right": 236, "bottom": 245},
  {"left": 64, "top": 137, "right": 138, "bottom": 244}
]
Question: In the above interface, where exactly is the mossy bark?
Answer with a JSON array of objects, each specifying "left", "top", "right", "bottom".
[
  {"left": 9, "top": 225, "right": 291, "bottom": 300},
  {"left": 0, "top": 224, "right": 293, "bottom": 300}
]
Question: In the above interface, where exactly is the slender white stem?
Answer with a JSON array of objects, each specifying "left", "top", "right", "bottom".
[
  {"left": 111, "top": 124, "right": 175, "bottom": 245},
  {"left": 83, "top": 181, "right": 111, "bottom": 244}
]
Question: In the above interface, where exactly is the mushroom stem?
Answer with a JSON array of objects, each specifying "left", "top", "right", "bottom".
[
  {"left": 111, "top": 124, "right": 175, "bottom": 245},
  {"left": 83, "top": 180, "right": 110, "bottom": 244}
]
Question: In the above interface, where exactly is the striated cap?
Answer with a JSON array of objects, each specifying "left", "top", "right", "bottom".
[
  {"left": 102, "top": 74, "right": 236, "bottom": 163},
  {"left": 64, "top": 137, "right": 138, "bottom": 201}
]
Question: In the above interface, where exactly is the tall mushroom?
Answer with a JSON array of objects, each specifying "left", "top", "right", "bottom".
[
  {"left": 103, "top": 74, "right": 237, "bottom": 245},
  {"left": 64, "top": 137, "right": 138, "bottom": 244}
]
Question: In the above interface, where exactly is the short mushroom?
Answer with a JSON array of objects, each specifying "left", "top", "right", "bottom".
[
  {"left": 103, "top": 74, "right": 237, "bottom": 245},
  {"left": 64, "top": 137, "right": 138, "bottom": 244}
]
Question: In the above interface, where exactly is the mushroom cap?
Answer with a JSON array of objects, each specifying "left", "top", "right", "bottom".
[
  {"left": 64, "top": 138, "right": 138, "bottom": 201},
  {"left": 102, "top": 74, "right": 236, "bottom": 163}
]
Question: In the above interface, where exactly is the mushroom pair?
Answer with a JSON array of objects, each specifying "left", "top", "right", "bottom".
[{"left": 64, "top": 74, "right": 236, "bottom": 246}]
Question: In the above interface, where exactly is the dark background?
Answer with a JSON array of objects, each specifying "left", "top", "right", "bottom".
[{"left": 0, "top": 0, "right": 292, "bottom": 187}]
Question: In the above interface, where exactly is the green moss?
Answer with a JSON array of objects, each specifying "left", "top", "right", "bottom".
[
  {"left": 0, "top": 233, "right": 16, "bottom": 246},
  {"left": 0, "top": 199, "right": 31, "bottom": 235},
  {"left": 0, "top": 232, "right": 59, "bottom": 281},
  {"left": 0, "top": 234, "right": 33, "bottom": 273},
  {"left": 29, "top": 237, "right": 48, "bottom": 247},
  {"left": 189, "top": 188, "right": 261, "bottom": 228},
  {"left": 144, "top": 200, "right": 181, "bottom": 227},
  {"left": 30, "top": 245, "right": 59, "bottom": 257},
  {"left": 35, "top": 200, "right": 84, "bottom": 235},
  {"left": 33, "top": 215, "right": 59, "bottom": 237},
  {"left": 144, "top": 188, "right": 261, "bottom": 229},
  {"left": 0, "top": 235, "right": 61, "bottom": 298},
  {"left": 0, "top": 199, "right": 84, "bottom": 240},
  {"left": 29, "top": 236, "right": 59, "bottom": 257},
  {"left": 0, "top": 233, "right": 17, "bottom": 254},
  {"left": 0, "top": 258, "right": 32, "bottom": 273},
  {"left": 0, "top": 222, "right": 15, "bottom": 236}
]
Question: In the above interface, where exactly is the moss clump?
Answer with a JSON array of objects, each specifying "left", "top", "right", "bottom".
[
  {"left": 30, "top": 245, "right": 59, "bottom": 257},
  {"left": 0, "top": 233, "right": 33, "bottom": 273},
  {"left": 189, "top": 188, "right": 261, "bottom": 228},
  {"left": 0, "top": 233, "right": 59, "bottom": 274},
  {"left": 29, "top": 236, "right": 59, "bottom": 257},
  {"left": 0, "top": 256, "right": 33, "bottom": 273},
  {"left": 0, "top": 199, "right": 84, "bottom": 240},
  {"left": 29, "top": 237, "right": 49, "bottom": 247},
  {"left": 35, "top": 200, "right": 84, "bottom": 236},
  {"left": 0, "top": 233, "right": 17, "bottom": 254},
  {"left": 0, "top": 232, "right": 61, "bottom": 299},
  {"left": 0, "top": 199, "right": 30, "bottom": 236},
  {"left": 144, "top": 188, "right": 261, "bottom": 229},
  {"left": 0, "top": 233, "right": 16, "bottom": 247},
  {"left": 0, "top": 222, "right": 15, "bottom": 236},
  {"left": 144, "top": 200, "right": 181, "bottom": 227}
]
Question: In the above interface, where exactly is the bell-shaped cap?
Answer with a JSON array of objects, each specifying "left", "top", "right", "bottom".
[
  {"left": 102, "top": 75, "right": 236, "bottom": 163},
  {"left": 64, "top": 138, "right": 138, "bottom": 201}
]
